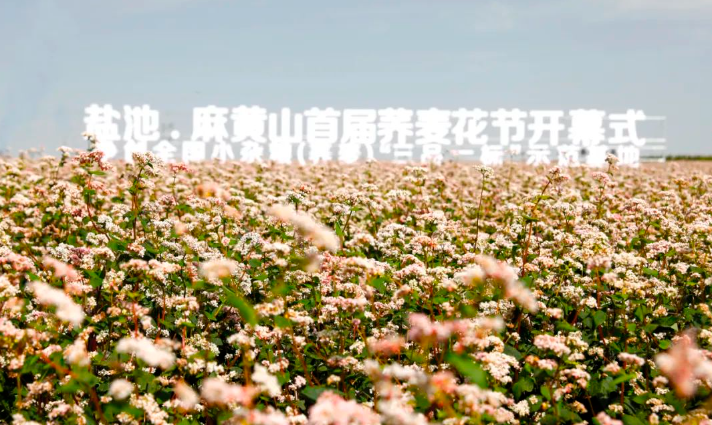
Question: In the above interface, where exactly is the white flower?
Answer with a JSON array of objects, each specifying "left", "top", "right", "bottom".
[
  {"left": 455, "top": 266, "right": 485, "bottom": 287},
  {"left": 253, "top": 364, "right": 281, "bottom": 397},
  {"left": 63, "top": 338, "right": 90, "bottom": 367},
  {"left": 200, "top": 378, "right": 256, "bottom": 406},
  {"left": 12, "top": 414, "right": 43, "bottom": 425},
  {"left": 108, "top": 379, "right": 134, "bottom": 400},
  {"left": 199, "top": 259, "right": 238, "bottom": 280},
  {"left": 0, "top": 275, "right": 18, "bottom": 298},
  {"left": 268, "top": 204, "right": 340, "bottom": 253},
  {"left": 116, "top": 337, "right": 175, "bottom": 369},
  {"left": 618, "top": 352, "right": 645, "bottom": 367},
  {"left": 174, "top": 382, "right": 199, "bottom": 411},
  {"left": 511, "top": 400, "right": 530, "bottom": 416},
  {"left": 28, "top": 281, "right": 85, "bottom": 327}
]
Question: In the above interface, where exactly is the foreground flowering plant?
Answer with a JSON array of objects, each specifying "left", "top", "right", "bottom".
[{"left": 1, "top": 149, "right": 712, "bottom": 424}]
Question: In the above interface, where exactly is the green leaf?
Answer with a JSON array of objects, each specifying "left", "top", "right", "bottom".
[
  {"left": 223, "top": 289, "right": 257, "bottom": 325},
  {"left": 632, "top": 394, "right": 650, "bottom": 405},
  {"left": 86, "top": 270, "right": 103, "bottom": 288},
  {"left": 541, "top": 386, "right": 551, "bottom": 400},
  {"left": 513, "top": 377, "right": 534, "bottom": 398},
  {"left": 556, "top": 321, "right": 578, "bottom": 332},
  {"left": 593, "top": 310, "right": 606, "bottom": 327},
  {"left": 302, "top": 386, "right": 330, "bottom": 401},
  {"left": 414, "top": 393, "right": 430, "bottom": 410},
  {"left": 271, "top": 281, "right": 292, "bottom": 297},
  {"left": 57, "top": 380, "right": 82, "bottom": 394},
  {"left": 73, "top": 369, "right": 100, "bottom": 386},
  {"left": 599, "top": 377, "right": 617, "bottom": 394},
  {"left": 622, "top": 415, "right": 646, "bottom": 425},
  {"left": 504, "top": 345, "right": 523, "bottom": 361},
  {"left": 446, "top": 353, "right": 487, "bottom": 388},
  {"left": 459, "top": 304, "right": 477, "bottom": 318},
  {"left": 634, "top": 307, "right": 645, "bottom": 322},
  {"left": 612, "top": 373, "right": 637, "bottom": 385},
  {"left": 368, "top": 277, "right": 387, "bottom": 293},
  {"left": 203, "top": 306, "right": 219, "bottom": 323},
  {"left": 642, "top": 323, "right": 658, "bottom": 333},
  {"left": 642, "top": 267, "right": 658, "bottom": 277},
  {"left": 540, "top": 414, "right": 557, "bottom": 425},
  {"left": 143, "top": 241, "right": 158, "bottom": 255},
  {"left": 559, "top": 406, "right": 580, "bottom": 422},
  {"left": 274, "top": 316, "right": 292, "bottom": 328},
  {"left": 659, "top": 340, "right": 671, "bottom": 349},
  {"left": 522, "top": 214, "right": 539, "bottom": 223},
  {"left": 108, "top": 239, "right": 127, "bottom": 252}
]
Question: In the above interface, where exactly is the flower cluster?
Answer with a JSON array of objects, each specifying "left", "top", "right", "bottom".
[{"left": 0, "top": 150, "right": 711, "bottom": 424}]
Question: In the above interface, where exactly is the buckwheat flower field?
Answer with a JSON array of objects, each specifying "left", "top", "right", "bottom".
[{"left": 2, "top": 150, "right": 712, "bottom": 425}]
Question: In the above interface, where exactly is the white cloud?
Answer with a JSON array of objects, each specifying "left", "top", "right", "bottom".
[
  {"left": 610, "top": 0, "right": 712, "bottom": 12},
  {"left": 66, "top": 0, "right": 202, "bottom": 17}
]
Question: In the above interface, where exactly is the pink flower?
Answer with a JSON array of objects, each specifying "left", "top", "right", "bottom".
[
  {"left": 200, "top": 378, "right": 258, "bottom": 406},
  {"left": 42, "top": 257, "right": 80, "bottom": 282},
  {"left": 195, "top": 181, "right": 229, "bottom": 200},
  {"left": 308, "top": 391, "right": 380, "bottom": 425},
  {"left": 430, "top": 371, "right": 458, "bottom": 394},
  {"left": 655, "top": 330, "right": 712, "bottom": 398},
  {"left": 169, "top": 162, "right": 192, "bottom": 174},
  {"left": 472, "top": 255, "right": 538, "bottom": 312},
  {"left": 596, "top": 412, "right": 623, "bottom": 425},
  {"left": 407, "top": 313, "right": 464, "bottom": 344},
  {"left": 368, "top": 336, "right": 405, "bottom": 356},
  {"left": 533, "top": 334, "right": 571, "bottom": 357}
]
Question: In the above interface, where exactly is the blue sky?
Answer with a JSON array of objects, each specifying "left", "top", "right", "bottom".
[{"left": 0, "top": 0, "right": 710, "bottom": 154}]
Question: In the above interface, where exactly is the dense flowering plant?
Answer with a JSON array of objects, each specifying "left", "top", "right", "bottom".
[{"left": 1, "top": 148, "right": 712, "bottom": 424}]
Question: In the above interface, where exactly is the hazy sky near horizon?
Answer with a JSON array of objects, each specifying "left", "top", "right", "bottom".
[{"left": 0, "top": 0, "right": 710, "bottom": 155}]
